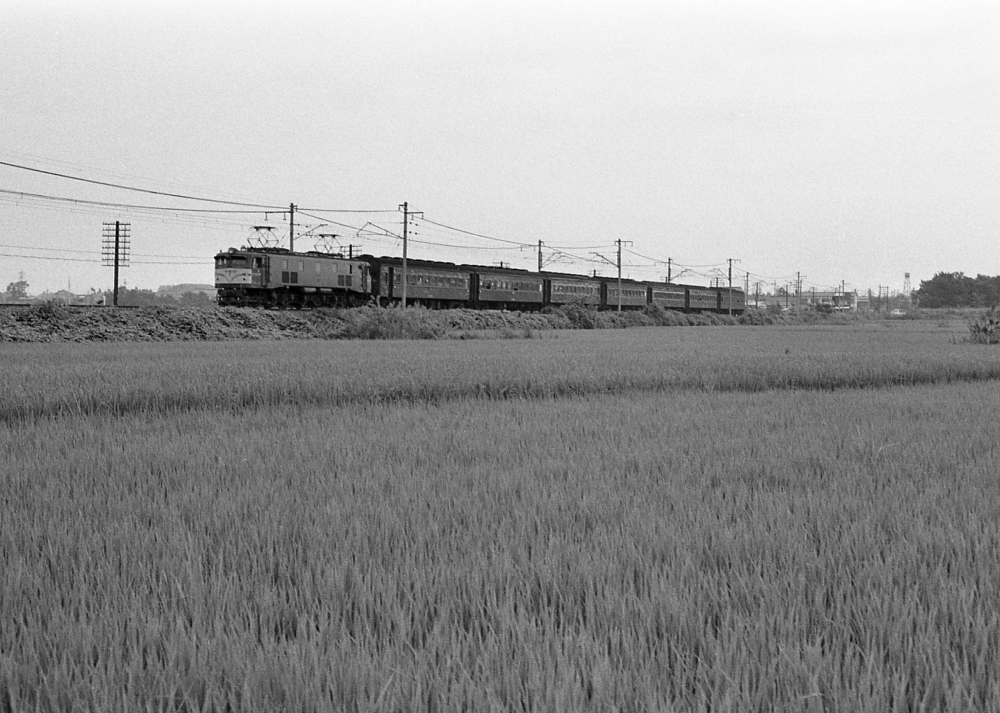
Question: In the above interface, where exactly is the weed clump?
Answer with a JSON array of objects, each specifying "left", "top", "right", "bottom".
[{"left": 967, "top": 307, "right": 1000, "bottom": 344}]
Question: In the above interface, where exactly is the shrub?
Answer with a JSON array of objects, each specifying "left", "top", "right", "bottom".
[
  {"left": 967, "top": 308, "right": 1000, "bottom": 344},
  {"left": 552, "top": 303, "right": 601, "bottom": 330}
]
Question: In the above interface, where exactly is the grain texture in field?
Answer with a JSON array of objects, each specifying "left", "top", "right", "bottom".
[{"left": 2, "top": 323, "right": 998, "bottom": 711}]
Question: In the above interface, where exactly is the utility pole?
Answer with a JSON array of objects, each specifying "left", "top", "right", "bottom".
[
  {"left": 727, "top": 258, "right": 740, "bottom": 315},
  {"left": 590, "top": 242, "right": 631, "bottom": 312},
  {"left": 101, "top": 221, "right": 130, "bottom": 307},
  {"left": 616, "top": 239, "right": 632, "bottom": 312},
  {"left": 667, "top": 258, "right": 672, "bottom": 284},
  {"left": 289, "top": 203, "right": 296, "bottom": 252},
  {"left": 538, "top": 240, "right": 543, "bottom": 273},
  {"left": 400, "top": 201, "right": 408, "bottom": 307},
  {"left": 398, "top": 202, "right": 424, "bottom": 308}
]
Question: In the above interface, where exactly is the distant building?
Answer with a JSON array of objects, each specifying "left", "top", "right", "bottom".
[
  {"left": 804, "top": 290, "right": 858, "bottom": 312},
  {"left": 157, "top": 284, "right": 215, "bottom": 299},
  {"left": 33, "top": 290, "right": 106, "bottom": 305}
]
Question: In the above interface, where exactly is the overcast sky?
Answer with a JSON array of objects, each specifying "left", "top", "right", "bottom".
[{"left": 1, "top": 0, "right": 997, "bottom": 296}]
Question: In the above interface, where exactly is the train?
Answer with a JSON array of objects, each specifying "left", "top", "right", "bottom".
[{"left": 214, "top": 246, "right": 746, "bottom": 314}]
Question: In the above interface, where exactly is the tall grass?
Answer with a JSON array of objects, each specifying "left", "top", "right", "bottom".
[
  {"left": 3, "top": 382, "right": 1000, "bottom": 710},
  {"left": 0, "top": 323, "right": 993, "bottom": 423}
]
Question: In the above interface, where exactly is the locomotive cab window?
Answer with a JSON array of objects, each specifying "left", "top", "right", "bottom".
[{"left": 216, "top": 255, "right": 248, "bottom": 268}]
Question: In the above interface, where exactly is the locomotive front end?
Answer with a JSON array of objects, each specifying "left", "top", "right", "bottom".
[{"left": 214, "top": 249, "right": 253, "bottom": 305}]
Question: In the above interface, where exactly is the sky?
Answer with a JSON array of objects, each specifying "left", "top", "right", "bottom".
[{"left": 1, "top": 0, "right": 997, "bottom": 296}]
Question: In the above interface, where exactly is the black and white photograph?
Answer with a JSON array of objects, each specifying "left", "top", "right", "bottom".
[{"left": 2, "top": 0, "right": 999, "bottom": 709}]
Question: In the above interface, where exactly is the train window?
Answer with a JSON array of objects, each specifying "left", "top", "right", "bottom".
[
  {"left": 298, "top": 261, "right": 304, "bottom": 271},
  {"left": 282, "top": 259, "right": 289, "bottom": 270},
  {"left": 315, "top": 263, "right": 321, "bottom": 274}
]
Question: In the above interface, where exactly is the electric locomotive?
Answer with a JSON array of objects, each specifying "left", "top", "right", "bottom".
[{"left": 214, "top": 247, "right": 370, "bottom": 308}]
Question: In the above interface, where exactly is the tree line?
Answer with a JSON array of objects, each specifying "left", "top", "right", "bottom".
[{"left": 916, "top": 272, "right": 1000, "bottom": 308}]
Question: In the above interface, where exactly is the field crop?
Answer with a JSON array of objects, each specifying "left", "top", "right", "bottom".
[
  {"left": 0, "top": 321, "right": 991, "bottom": 424},
  {"left": 2, "top": 322, "right": 1000, "bottom": 711}
]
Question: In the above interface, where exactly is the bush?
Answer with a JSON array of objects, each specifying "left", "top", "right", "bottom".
[
  {"left": 551, "top": 303, "right": 601, "bottom": 330},
  {"left": 32, "top": 300, "right": 69, "bottom": 321},
  {"left": 967, "top": 308, "right": 1000, "bottom": 344}
]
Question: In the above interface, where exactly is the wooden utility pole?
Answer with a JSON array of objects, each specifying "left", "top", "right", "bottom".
[
  {"left": 667, "top": 258, "right": 672, "bottom": 284},
  {"left": 114, "top": 222, "right": 121, "bottom": 306},
  {"left": 101, "top": 221, "right": 130, "bottom": 307},
  {"left": 397, "top": 202, "right": 423, "bottom": 308},
  {"left": 289, "top": 203, "right": 296, "bottom": 252},
  {"left": 400, "top": 201, "right": 408, "bottom": 307},
  {"left": 727, "top": 258, "right": 740, "bottom": 315},
  {"left": 616, "top": 239, "right": 632, "bottom": 312},
  {"left": 538, "top": 240, "right": 543, "bottom": 273}
]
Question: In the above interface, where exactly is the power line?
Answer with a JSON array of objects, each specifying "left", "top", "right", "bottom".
[
  {"left": 0, "top": 159, "right": 285, "bottom": 209},
  {"left": 0, "top": 250, "right": 203, "bottom": 266},
  {"left": 296, "top": 205, "right": 399, "bottom": 214},
  {"left": 0, "top": 187, "right": 268, "bottom": 213},
  {"left": 420, "top": 217, "right": 529, "bottom": 247},
  {"left": 0, "top": 251, "right": 99, "bottom": 264}
]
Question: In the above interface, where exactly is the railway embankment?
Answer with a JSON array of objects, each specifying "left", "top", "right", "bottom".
[{"left": 0, "top": 302, "right": 826, "bottom": 343}]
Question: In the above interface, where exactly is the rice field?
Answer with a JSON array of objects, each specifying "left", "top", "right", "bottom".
[{"left": 3, "top": 321, "right": 1000, "bottom": 711}]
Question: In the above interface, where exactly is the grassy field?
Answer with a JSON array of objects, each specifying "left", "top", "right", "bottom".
[{"left": 3, "top": 321, "right": 1000, "bottom": 711}]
